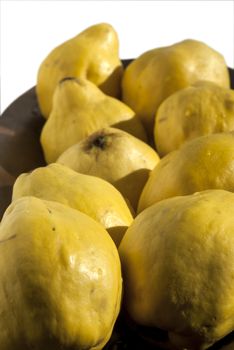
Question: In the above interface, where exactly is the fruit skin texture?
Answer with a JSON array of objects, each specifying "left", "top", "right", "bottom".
[
  {"left": 119, "top": 190, "right": 234, "bottom": 350},
  {"left": 12, "top": 163, "right": 133, "bottom": 246},
  {"left": 40, "top": 77, "right": 147, "bottom": 163},
  {"left": 122, "top": 39, "right": 230, "bottom": 137},
  {"left": 138, "top": 132, "right": 234, "bottom": 213},
  {"left": 155, "top": 81, "right": 234, "bottom": 156},
  {"left": 57, "top": 127, "right": 160, "bottom": 211},
  {"left": 0, "top": 196, "right": 122, "bottom": 350},
  {"left": 37, "top": 23, "right": 123, "bottom": 118}
]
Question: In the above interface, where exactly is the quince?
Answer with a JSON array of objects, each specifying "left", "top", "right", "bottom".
[
  {"left": 57, "top": 127, "right": 159, "bottom": 211},
  {"left": 138, "top": 132, "right": 234, "bottom": 212},
  {"left": 119, "top": 190, "right": 234, "bottom": 350},
  {"left": 155, "top": 81, "right": 234, "bottom": 156},
  {"left": 0, "top": 196, "right": 122, "bottom": 349},
  {"left": 122, "top": 39, "right": 230, "bottom": 138},
  {"left": 41, "top": 78, "right": 146, "bottom": 163},
  {"left": 12, "top": 163, "right": 133, "bottom": 246},
  {"left": 37, "top": 23, "right": 123, "bottom": 118}
]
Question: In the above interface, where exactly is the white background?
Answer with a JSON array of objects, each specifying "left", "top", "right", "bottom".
[{"left": 1, "top": 0, "right": 234, "bottom": 113}]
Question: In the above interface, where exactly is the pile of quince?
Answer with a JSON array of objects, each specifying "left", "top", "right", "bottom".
[{"left": 0, "top": 23, "right": 234, "bottom": 350}]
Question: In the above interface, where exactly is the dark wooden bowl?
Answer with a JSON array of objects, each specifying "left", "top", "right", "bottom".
[{"left": 0, "top": 62, "right": 234, "bottom": 350}]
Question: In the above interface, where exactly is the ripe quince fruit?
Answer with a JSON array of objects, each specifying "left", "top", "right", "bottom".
[
  {"left": 12, "top": 163, "right": 133, "bottom": 246},
  {"left": 37, "top": 23, "right": 123, "bottom": 118},
  {"left": 138, "top": 132, "right": 234, "bottom": 212},
  {"left": 155, "top": 81, "right": 234, "bottom": 156},
  {"left": 122, "top": 39, "right": 230, "bottom": 138},
  {"left": 0, "top": 196, "right": 122, "bottom": 349},
  {"left": 57, "top": 127, "right": 159, "bottom": 211},
  {"left": 40, "top": 77, "right": 147, "bottom": 163},
  {"left": 119, "top": 190, "right": 234, "bottom": 350}
]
